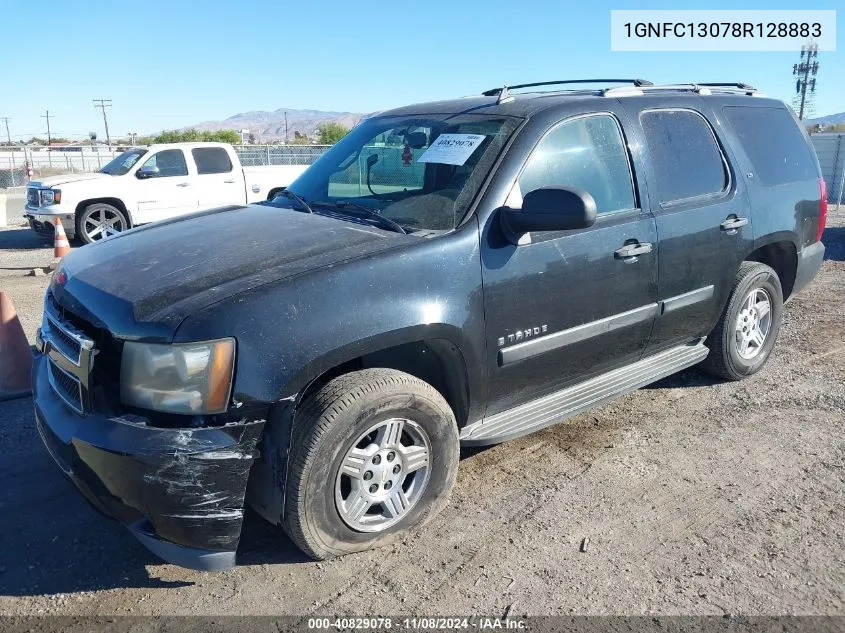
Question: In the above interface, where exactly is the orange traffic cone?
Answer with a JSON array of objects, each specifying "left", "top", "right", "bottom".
[
  {"left": 0, "top": 292, "right": 33, "bottom": 400},
  {"left": 54, "top": 217, "right": 71, "bottom": 258}
]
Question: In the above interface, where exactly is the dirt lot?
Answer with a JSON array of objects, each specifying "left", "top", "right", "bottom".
[{"left": 0, "top": 207, "right": 842, "bottom": 618}]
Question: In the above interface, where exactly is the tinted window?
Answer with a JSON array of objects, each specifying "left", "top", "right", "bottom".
[
  {"left": 517, "top": 115, "right": 635, "bottom": 214},
  {"left": 722, "top": 106, "right": 817, "bottom": 186},
  {"left": 140, "top": 149, "right": 188, "bottom": 177},
  {"left": 192, "top": 147, "right": 233, "bottom": 175},
  {"left": 641, "top": 110, "right": 727, "bottom": 203}
]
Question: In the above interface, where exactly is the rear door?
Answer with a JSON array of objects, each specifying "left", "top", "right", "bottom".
[
  {"left": 132, "top": 148, "right": 198, "bottom": 223},
  {"left": 622, "top": 98, "right": 754, "bottom": 354},
  {"left": 481, "top": 108, "right": 658, "bottom": 416},
  {"left": 192, "top": 147, "right": 244, "bottom": 209}
]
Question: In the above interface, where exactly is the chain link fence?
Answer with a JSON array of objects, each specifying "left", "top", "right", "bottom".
[{"left": 0, "top": 144, "right": 332, "bottom": 188}]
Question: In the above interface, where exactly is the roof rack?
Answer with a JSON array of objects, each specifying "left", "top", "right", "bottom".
[
  {"left": 482, "top": 79, "right": 653, "bottom": 103},
  {"left": 603, "top": 82, "right": 760, "bottom": 97}
]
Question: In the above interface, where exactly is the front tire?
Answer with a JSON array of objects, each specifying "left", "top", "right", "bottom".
[
  {"left": 75, "top": 203, "right": 129, "bottom": 244},
  {"left": 283, "top": 368, "right": 459, "bottom": 559},
  {"left": 700, "top": 261, "right": 784, "bottom": 381}
]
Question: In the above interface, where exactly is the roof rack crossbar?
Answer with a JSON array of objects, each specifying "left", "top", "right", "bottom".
[
  {"left": 696, "top": 82, "right": 756, "bottom": 90},
  {"left": 481, "top": 79, "right": 653, "bottom": 97}
]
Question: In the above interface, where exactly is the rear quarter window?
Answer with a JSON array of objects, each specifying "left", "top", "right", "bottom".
[
  {"left": 722, "top": 106, "right": 817, "bottom": 186},
  {"left": 192, "top": 147, "right": 233, "bottom": 175}
]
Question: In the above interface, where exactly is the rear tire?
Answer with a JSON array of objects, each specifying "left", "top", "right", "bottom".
[
  {"left": 700, "top": 261, "right": 783, "bottom": 381},
  {"left": 283, "top": 368, "right": 459, "bottom": 560},
  {"left": 75, "top": 203, "right": 129, "bottom": 244}
]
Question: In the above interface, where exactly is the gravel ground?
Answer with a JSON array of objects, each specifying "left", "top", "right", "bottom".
[{"left": 0, "top": 207, "right": 842, "bottom": 618}]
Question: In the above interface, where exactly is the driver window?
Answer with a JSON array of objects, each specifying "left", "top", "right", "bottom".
[
  {"left": 514, "top": 114, "right": 635, "bottom": 214},
  {"left": 328, "top": 127, "right": 431, "bottom": 197},
  {"left": 140, "top": 149, "right": 189, "bottom": 178}
]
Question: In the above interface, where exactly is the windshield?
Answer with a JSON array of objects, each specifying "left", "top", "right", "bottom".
[
  {"left": 99, "top": 149, "right": 148, "bottom": 176},
  {"left": 281, "top": 113, "right": 520, "bottom": 232}
]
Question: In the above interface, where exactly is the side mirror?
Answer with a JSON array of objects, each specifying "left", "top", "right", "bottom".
[
  {"left": 366, "top": 153, "right": 379, "bottom": 169},
  {"left": 136, "top": 165, "right": 160, "bottom": 179},
  {"left": 500, "top": 186, "right": 597, "bottom": 242}
]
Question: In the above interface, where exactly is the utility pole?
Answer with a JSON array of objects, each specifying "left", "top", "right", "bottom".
[
  {"left": 793, "top": 43, "right": 819, "bottom": 121},
  {"left": 284, "top": 111, "right": 288, "bottom": 144},
  {"left": 93, "top": 99, "right": 113, "bottom": 147},
  {"left": 2, "top": 117, "right": 16, "bottom": 183},
  {"left": 41, "top": 110, "right": 53, "bottom": 144}
]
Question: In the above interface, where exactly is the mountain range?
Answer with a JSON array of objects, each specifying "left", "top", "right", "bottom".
[
  {"left": 189, "top": 108, "right": 363, "bottom": 140},
  {"left": 805, "top": 111, "right": 845, "bottom": 128}
]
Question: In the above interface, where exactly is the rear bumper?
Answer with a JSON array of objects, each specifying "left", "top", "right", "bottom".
[
  {"left": 790, "top": 241, "right": 825, "bottom": 300},
  {"left": 32, "top": 354, "right": 266, "bottom": 571}
]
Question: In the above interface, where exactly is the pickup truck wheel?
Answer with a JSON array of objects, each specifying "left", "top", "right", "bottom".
[
  {"left": 701, "top": 261, "right": 783, "bottom": 381},
  {"left": 283, "top": 368, "right": 459, "bottom": 559},
  {"left": 76, "top": 203, "right": 128, "bottom": 244}
]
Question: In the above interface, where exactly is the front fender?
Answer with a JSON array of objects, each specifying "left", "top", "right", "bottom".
[{"left": 173, "top": 222, "right": 486, "bottom": 413}]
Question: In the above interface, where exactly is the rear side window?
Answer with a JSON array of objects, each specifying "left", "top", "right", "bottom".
[
  {"left": 722, "top": 106, "right": 817, "bottom": 186},
  {"left": 640, "top": 109, "right": 727, "bottom": 203},
  {"left": 192, "top": 147, "right": 233, "bottom": 175}
]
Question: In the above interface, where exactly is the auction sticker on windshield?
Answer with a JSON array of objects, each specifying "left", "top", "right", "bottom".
[{"left": 418, "top": 134, "right": 486, "bottom": 166}]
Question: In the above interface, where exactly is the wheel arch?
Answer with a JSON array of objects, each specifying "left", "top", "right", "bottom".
[
  {"left": 283, "top": 328, "right": 473, "bottom": 431},
  {"left": 745, "top": 237, "right": 798, "bottom": 300},
  {"left": 75, "top": 197, "right": 134, "bottom": 227}
]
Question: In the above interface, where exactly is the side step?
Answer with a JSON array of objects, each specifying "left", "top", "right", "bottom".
[{"left": 459, "top": 340, "right": 708, "bottom": 446}]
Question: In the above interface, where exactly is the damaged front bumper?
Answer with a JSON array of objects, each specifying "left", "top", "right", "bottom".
[{"left": 32, "top": 354, "right": 265, "bottom": 571}]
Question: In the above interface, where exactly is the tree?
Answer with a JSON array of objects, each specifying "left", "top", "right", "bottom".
[
  {"left": 317, "top": 122, "right": 349, "bottom": 145},
  {"left": 152, "top": 128, "right": 242, "bottom": 144},
  {"left": 248, "top": 133, "right": 256, "bottom": 144},
  {"left": 289, "top": 131, "right": 311, "bottom": 145}
]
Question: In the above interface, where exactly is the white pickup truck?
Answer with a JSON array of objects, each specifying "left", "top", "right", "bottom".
[{"left": 24, "top": 142, "right": 308, "bottom": 243}]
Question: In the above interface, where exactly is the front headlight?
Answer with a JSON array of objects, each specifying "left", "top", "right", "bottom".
[
  {"left": 120, "top": 338, "right": 236, "bottom": 414},
  {"left": 40, "top": 189, "right": 60, "bottom": 205}
]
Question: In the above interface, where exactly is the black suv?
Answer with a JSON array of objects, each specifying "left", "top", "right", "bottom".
[{"left": 33, "top": 80, "right": 827, "bottom": 570}]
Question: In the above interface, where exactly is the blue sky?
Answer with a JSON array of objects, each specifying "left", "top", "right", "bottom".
[{"left": 0, "top": 0, "right": 840, "bottom": 140}]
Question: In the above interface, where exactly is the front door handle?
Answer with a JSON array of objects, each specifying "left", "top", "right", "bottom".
[
  {"left": 720, "top": 216, "right": 748, "bottom": 232},
  {"left": 614, "top": 242, "right": 653, "bottom": 260},
  {"left": 176, "top": 182, "right": 192, "bottom": 188},
  {"left": 223, "top": 178, "right": 235, "bottom": 184}
]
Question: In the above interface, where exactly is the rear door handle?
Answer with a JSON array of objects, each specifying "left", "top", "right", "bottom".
[
  {"left": 176, "top": 182, "right": 192, "bottom": 187},
  {"left": 720, "top": 216, "right": 748, "bottom": 232},
  {"left": 614, "top": 242, "right": 653, "bottom": 260}
]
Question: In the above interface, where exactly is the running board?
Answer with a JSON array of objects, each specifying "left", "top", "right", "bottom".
[{"left": 460, "top": 340, "right": 708, "bottom": 446}]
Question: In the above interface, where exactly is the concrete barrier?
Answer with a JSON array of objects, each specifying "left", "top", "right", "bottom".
[{"left": 0, "top": 193, "right": 6, "bottom": 227}]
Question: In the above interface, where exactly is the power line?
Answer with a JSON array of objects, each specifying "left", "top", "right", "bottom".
[
  {"left": 93, "top": 99, "right": 113, "bottom": 148},
  {"left": 41, "top": 110, "right": 53, "bottom": 144}
]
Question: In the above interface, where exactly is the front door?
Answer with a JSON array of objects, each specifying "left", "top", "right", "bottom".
[
  {"left": 481, "top": 111, "right": 658, "bottom": 417},
  {"left": 133, "top": 148, "right": 197, "bottom": 223}
]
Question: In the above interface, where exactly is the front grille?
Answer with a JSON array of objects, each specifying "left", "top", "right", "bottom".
[
  {"left": 41, "top": 292, "right": 96, "bottom": 414},
  {"left": 48, "top": 361, "right": 83, "bottom": 413},
  {"left": 45, "top": 314, "right": 83, "bottom": 364},
  {"left": 27, "top": 188, "right": 39, "bottom": 207}
]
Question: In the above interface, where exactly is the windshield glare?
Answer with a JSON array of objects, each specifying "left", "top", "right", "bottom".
[
  {"left": 100, "top": 149, "right": 148, "bottom": 176},
  {"left": 282, "top": 114, "right": 519, "bottom": 231}
]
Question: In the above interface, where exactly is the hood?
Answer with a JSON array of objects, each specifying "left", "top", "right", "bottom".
[
  {"left": 30, "top": 172, "right": 111, "bottom": 188},
  {"left": 52, "top": 204, "right": 408, "bottom": 341}
]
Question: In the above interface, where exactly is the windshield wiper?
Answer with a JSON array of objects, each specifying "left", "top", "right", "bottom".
[
  {"left": 312, "top": 200, "right": 407, "bottom": 234},
  {"left": 273, "top": 189, "right": 314, "bottom": 214}
]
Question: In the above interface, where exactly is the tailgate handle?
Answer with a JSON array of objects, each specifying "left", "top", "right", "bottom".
[{"left": 720, "top": 216, "right": 748, "bottom": 232}]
